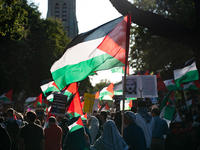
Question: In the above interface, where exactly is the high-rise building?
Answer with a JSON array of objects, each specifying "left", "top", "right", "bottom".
[{"left": 47, "top": 0, "right": 78, "bottom": 39}]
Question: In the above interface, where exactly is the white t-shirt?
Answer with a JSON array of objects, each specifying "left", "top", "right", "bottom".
[{"left": 136, "top": 113, "right": 154, "bottom": 148}]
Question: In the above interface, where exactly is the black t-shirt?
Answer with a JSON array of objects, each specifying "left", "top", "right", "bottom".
[{"left": 19, "top": 123, "right": 44, "bottom": 150}]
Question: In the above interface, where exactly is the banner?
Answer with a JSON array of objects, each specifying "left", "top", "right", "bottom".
[
  {"left": 51, "top": 94, "right": 68, "bottom": 117},
  {"left": 83, "top": 93, "right": 95, "bottom": 113},
  {"left": 122, "top": 75, "right": 157, "bottom": 98}
]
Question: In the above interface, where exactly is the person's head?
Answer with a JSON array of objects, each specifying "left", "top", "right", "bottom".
[
  {"left": 138, "top": 101, "right": 146, "bottom": 108},
  {"left": 126, "top": 79, "right": 136, "bottom": 93},
  {"left": 151, "top": 106, "right": 160, "bottom": 117},
  {"left": 100, "top": 111, "right": 107, "bottom": 123},
  {"left": 124, "top": 111, "right": 136, "bottom": 126},
  {"left": 114, "top": 111, "right": 122, "bottom": 127},
  {"left": 93, "top": 110, "right": 97, "bottom": 116},
  {"left": 26, "top": 111, "right": 37, "bottom": 123},
  {"left": 56, "top": 116, "right": 63, "bottom": 123},
  {"left": 61, "top": 117, "right": 68, "bottom": 128},
  {"left": 35, "top": 119, "right": 42, "bottom": 126},
  {"left": 6, "top": 108, "right": 15, "bottom": 118},
  {"left": 49, "top": 116, "right": 56, "bottom": 126},
  {"left": 131, "top": 106, "right": 137, "bottom": 113}
]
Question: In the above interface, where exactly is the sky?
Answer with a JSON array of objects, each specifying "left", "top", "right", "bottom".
[{"left": 28, "top": 0, "right": 133, "bottom": 86}]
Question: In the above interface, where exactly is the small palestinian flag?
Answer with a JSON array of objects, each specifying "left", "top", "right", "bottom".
[
  {"left": 68, "top": 116, "right": 83, "bottom": 133},
  {"left": 0, "top": 89, "right": 13, "bottom": 103}
]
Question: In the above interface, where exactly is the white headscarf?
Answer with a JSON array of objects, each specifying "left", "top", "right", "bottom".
[
  {"left": 90, "top": 120, "right": 129, "bottom": 150},
  {"left": 89, "top": 116, "right": 99, "bottom": 144}
]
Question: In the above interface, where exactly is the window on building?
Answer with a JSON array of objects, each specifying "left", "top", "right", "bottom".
[
  {"left": 62, "top": 3, "right": 67, "bottom": 21},
  {"left": 55, "top": 3, "right": 59, "bottom": 19}
]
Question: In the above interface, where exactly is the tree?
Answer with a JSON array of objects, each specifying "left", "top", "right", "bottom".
[
  {"left": 109, "top": 0, "right": 200, "bottom": 79},
  {"left": 0, "top": 0, "right": 28, "bottom": 40},
  {"left": 92, "top": 79, "right": 111, "bottom": 92},
  {"left": 0, "top": 1, "right": 71, "bottom": 98}
]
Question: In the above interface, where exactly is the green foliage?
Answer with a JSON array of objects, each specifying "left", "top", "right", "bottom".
[
  {"left": 0, "top": 1, "right": 71, "bottom": 96},
  {"left": 0, "top": 0, "right": 28, "bottom": 40},
  {"left": 129, "top": 0, "right": 195, "bottom": 79},
  {"left": 92, "top": 79, "right": 111, "bottom": 92}
]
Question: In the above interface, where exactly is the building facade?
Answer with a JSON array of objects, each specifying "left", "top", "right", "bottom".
[{"left": 47, "top": 0, "right": 78, "bottom": 39}]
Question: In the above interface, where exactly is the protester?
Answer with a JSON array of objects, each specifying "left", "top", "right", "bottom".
[
  {"left": 2, "top": 108, "right": 21, "bottom": 150},
  {"left": 192, "top": 103, "right": 200, "bottom": 149},
  {"left": 123, "top": 111, "right": 146, "bottom": 150},
  {"left": 63, "top": 117, "right": 91, "bottom": 150},
  {"left": 99, "top": 111, "right": 107, "bottom": 131},
  {"left": 88, "top": 116, "right": 99, "bottom": 144},
  {"left": 90, "top": 120, "right": 129, "bottom": 150},
  {"left": 60, "top": 117, "right": 69, "bottom": 149},
  {"left": 136, "top": 101, "right": 154, "bottom": 149},
  {"left": 19, "top": 111, "right": 44, "bottom": 150},
  {"left": 150, "top": 106, "right": 170, "bottom": 150},
  {"left": 0, "top": 124, "right": 11, "bottom": 150},
  {"left": 44, "top": 116, "right": 62, "bottom": 150},
  {"left": 0, "top": 117, "right": 4, "bottom": 124},
  {"left": 113, "top": 111, "right": 122, "bottom": 134},
  {"left": 35, "top": 119, "right": 42, "bottom": 126}
]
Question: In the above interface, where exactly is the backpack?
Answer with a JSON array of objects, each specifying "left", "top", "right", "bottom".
[{"left": 5, "top": 120, "right": 20, "bottom": 148}]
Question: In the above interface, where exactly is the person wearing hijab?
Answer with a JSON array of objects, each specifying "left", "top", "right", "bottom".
[
  {"left": 123, "top": 111, "right": 146, "bottom": 150},
  {"left": 136, "top": 101, "right": 154, "bottom": 149},
  {"left": 88, "top": 116, "right": 99, "bottom": 144},
  {"left": 90, "top": 120, "right": 129, "bottom": 150}
]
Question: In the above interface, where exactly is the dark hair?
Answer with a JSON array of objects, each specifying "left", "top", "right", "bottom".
[
  {"left": 151, "top": 107, "right": 160, "bottom": 116},
  {"left": 0, "top": 117, "right": 4, "bottom": 123},
  {"left": 131, "top": 106, "right": 137, "bottom": 113},
  {"left": 138, "top": 101, "right": 146, "bottom": 107},
  {"left": 61, "top": 117, "right": 68, "bottom": 126},
  {"left": 7, "top": 108, "right": 14, "bottom": 117},
  {"left": 114, "top": 111, "right": 122, "bottom": 128},
  {"left": 26, "top": 111, "right": 37, "bottom": 123},
  {"left": 100, "top": 111, "right": 107, "bottom": 121},
  {"left": 49, "top": 116, "right": 56, "bottom": 123}
]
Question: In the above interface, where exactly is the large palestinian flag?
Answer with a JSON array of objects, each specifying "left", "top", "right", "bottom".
[{"left": 50, "top": 14, "right": 131, "bottom": 90}]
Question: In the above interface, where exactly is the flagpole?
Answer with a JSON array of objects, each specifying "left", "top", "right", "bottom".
[{"left": 121, "top": 12, "right": 131, "bottom": 136}]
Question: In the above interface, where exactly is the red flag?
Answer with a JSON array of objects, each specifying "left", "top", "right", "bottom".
[
  {"left": 66, "top": 82, "right": 78, "bottom": 94},
  {"left": 143, "top": 70, "right": 149, "bottom": 75},
  {"left": 5, "top": 89, "right": 13, "bottom": 101},
  {"left": 67, "top": 92, "right": 83, "bottom": 117},
  {"left": 105, "top": 103, "right": 110, "bottom": 110},
  {"left": 157, "top": 72, "right": 168, "bottom": 92},
  {"left": 95, "top": 91, "right": 99, "bottom": 99},
  {"left": 107, "top": 83, "right": 114, "bottom": 98},
  {"left": 36, "top": 93, "right": 43, "bottom": 104},
  {"left": 43, "top": 98, "right": 49, "bottom": 105},
  {"left": 194, "top": 80, "right": 200, "bottom": 88},
  {"left": 129, "top": 100, "right": 132, "bottom": 108},
  {"left": 98, "top": 102, "right": 101, "bottom": 109}
]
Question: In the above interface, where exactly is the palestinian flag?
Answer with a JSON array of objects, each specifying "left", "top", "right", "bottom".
[
  {"left": 143, "top": 70, "right": 149, "bottom": 75},
  {"left": 173, "top": 61, "right": 199, "bottom": 88},
  {"left": 111, "top": 61, "right": 129, "bottom": 75},
  {"left": 95, "top": 91, "right": 99, "bottom": 99},
  {"left": 68, "top": 116, "right": 83, "bottom": 133},
  {"left": 160, "top": 91, "right": 172, "bottom": 111},
  {"left": 99, "top": 83, "right": 114, "bottom": 100},
  {"left": 128, "top": 100, "right": 132, "bottom": 108},
  {"left": 160, "top": 105, "right": 175, "bottom": 127},
  {"left": 50, "top": 14, "right": 131, "bottom": 90},
  {"left": 105, "top": 103, "right": 110, "bottom": 110},
  {"left": 33, "top": 93, "right": 43, "bottom": 107},
  {"left": 183, "top": 80, "right": 199, "bottom": 90},
  {"left": 40, "top": 80, "right": 59, "bottom": 96},
  {"left": 0, "top": 89, "right": 13, "bottom": 103},
  {"left": 81, "top": 113, "right": 87, "bottom": 120},
  {"left": 66, "top": 92, "right": 83, "bottom": 118},
  {"left": 164, "top": 79, "right": 177, "bottom": 91},
  {"left": 62, "top": 82, "right": 78, "bottom": 101}
]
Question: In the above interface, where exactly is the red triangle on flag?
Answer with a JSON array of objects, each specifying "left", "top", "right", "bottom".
[
  {"left": 67, "top": 92, "right": 83, "bottom": 117},
  {"left": 33, "top": 100, "right": 38, "bottom": 107},
  {"left": 83, "top": 113, "right": 87, "bottom": 120},
  {"left": 143, "top": 70, "right": 149, "bottom": 75},
  {"left": 66, "top": 82, "right": 78, "bottom": 94},
  {"left": 107, "top": 83, "right": 114, "bottom": 94},
  {"left": 44, "top": 98, "right": 49, "bottom": 105},
  {"left": 36, "top": 93, "right": 43, "bottom": 104},
  {"left": 105, "top": 103, "right": 110, "bottom": 110},
  {"left": 5, "top": 89, "right": 13, "bottom": 101},
  {"left": 157, "top": 72, "right": 168, "bottom": 92},
  {"left": 95, "top": 91, "right": 99, "bottom": 99},
  {"left": 98, "top": 102, "right": 101, "bottom": 109},
  {"left": 77, "top": 116, "right": 83, "bottom": 126},
  {"left": 194, "top": 80, "right": 200, "bottom": 88},
  {"left": 52, "top": 82, "right": 59, "bottom": 90},
  {"left": 129, "top": 100, "right": 132, "bottom": 108}
]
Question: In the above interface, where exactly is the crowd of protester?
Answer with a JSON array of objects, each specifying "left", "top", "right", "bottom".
[{"left": 0, "top": 101, "right": 200, "bottom": 150}]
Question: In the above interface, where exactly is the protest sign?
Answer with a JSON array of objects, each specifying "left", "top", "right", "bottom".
[
  {"left": 83, "top": 93, "right": 95, "bottom": 113},
  {"left": 51, "top": 94, "right": 68, "bottom": 117}
]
